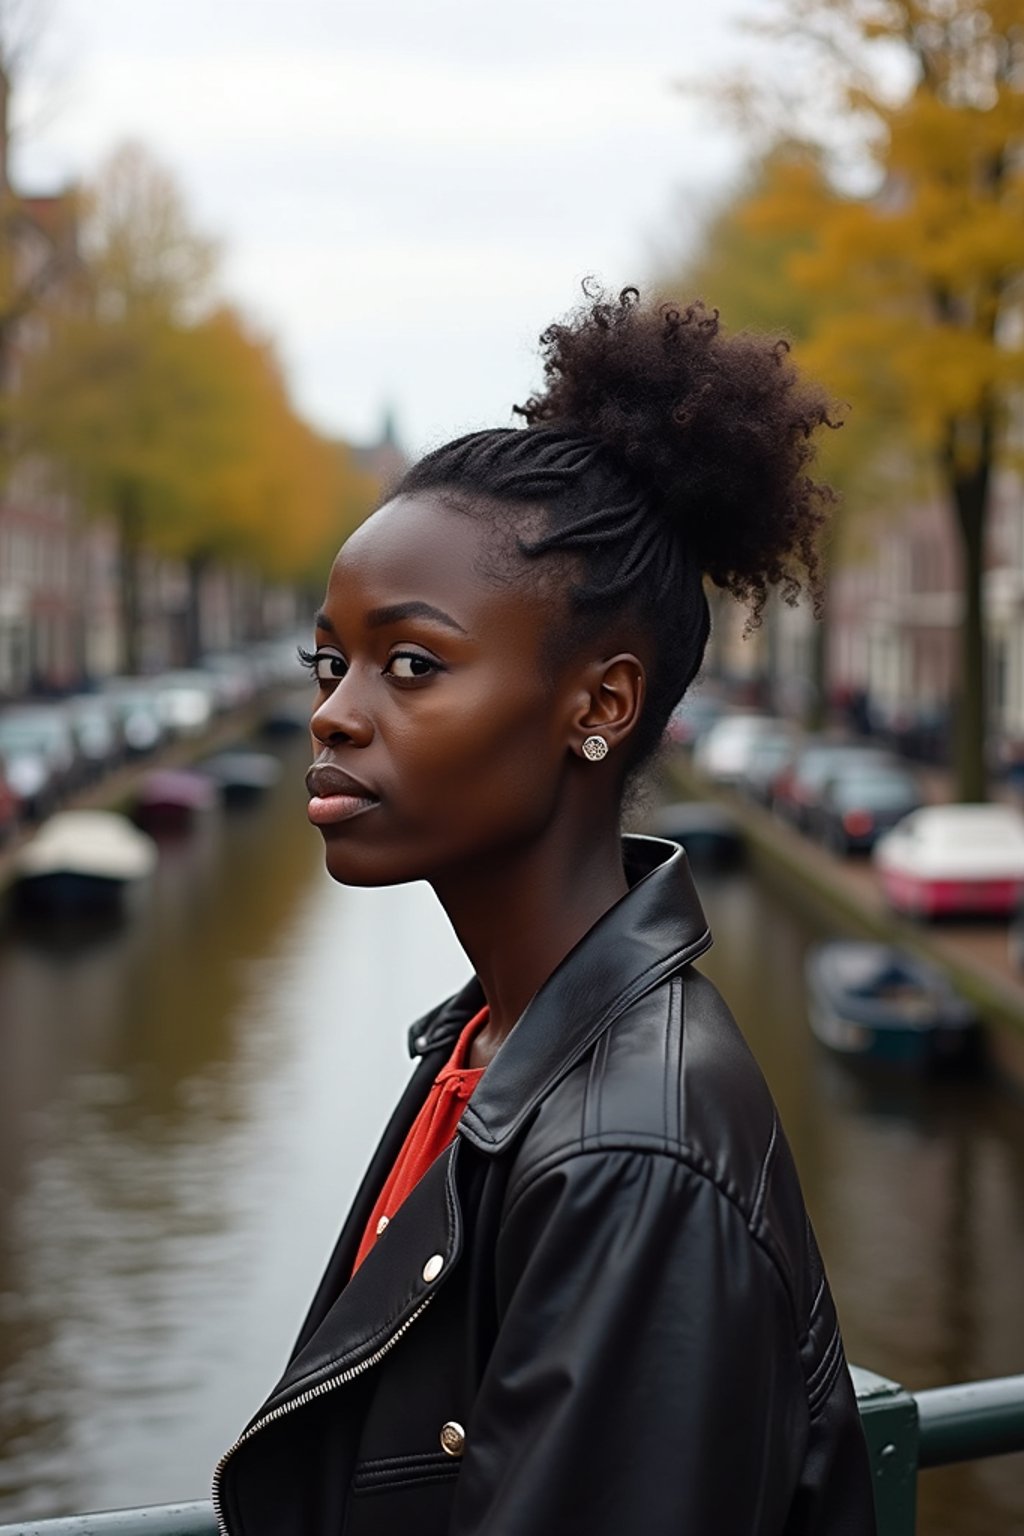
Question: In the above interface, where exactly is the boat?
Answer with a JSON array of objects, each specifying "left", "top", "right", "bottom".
[
  {"left": 649, "top": 801, "right": 744, "bottom": 869},
  {"left": 134, "top": 767, "right": 219, "bottom": 834},
  {"left": 199, "top": 749, "right": 282, "bottom": 805},
  {"left": 804, "top": 941, "right": 979, "bottom": 1071},
  {"left": 261, "top": 692, "right": 311, "bottom": 737},
  {"left": 12, "top": 810, "right": 158, "bottom": 916}
]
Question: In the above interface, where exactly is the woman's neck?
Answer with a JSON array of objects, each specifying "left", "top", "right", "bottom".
[{"left": 432, "top": 821, "right": 630, "bottom": 1070}]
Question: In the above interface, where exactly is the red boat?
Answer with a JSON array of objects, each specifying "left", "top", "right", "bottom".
[{"left": 134, "top": 768, "right": 219, "bottom": 834}]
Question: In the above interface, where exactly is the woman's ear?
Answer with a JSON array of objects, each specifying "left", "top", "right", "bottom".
[{"left": 572, "top": 654, "right": 645, "bottom": 761}]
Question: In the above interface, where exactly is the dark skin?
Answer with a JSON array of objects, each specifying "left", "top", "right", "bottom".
[{"left": 306, "top": 491, "right": 648, "bottom": 1070}]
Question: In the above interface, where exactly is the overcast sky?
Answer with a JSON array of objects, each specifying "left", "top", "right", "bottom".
[{"left": 18, "top": 0, "right": 772, "bottom": 457}]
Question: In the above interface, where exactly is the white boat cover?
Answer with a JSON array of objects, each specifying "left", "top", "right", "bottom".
[{"left": 16, "top": 811, "right": 158, "bottom": 882}]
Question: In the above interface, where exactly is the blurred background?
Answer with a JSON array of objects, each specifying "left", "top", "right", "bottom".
[{"left": 0, "top": 2, "right": 1023, "bottom": 1533}]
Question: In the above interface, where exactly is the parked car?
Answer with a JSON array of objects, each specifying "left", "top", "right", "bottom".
[
  {"left": 62, "top": 694, "right": 122, "bottom": 783},
  {"left": 1010, "top": 897, "right": 1024, "bottom": 972},
  {"left": 200, "top": 652, "right": 258, "bottom": 712},
  {"left": 810, "top": 763, "right": 923, "bottom": 854},
  {"left": 665, "top": 693, "right": 727, "bottom": 750},
  {"left": 693, "top": 713, "right": 784, "bottom": 785},
  {"left": 0, "top": 706, "right": 78, "bottom": 820},
  {"left": 155, "top": 670, "right": 218, "bottom": 737},
  {"left": 736, "top": 730, "right": 801, "bottom": 806},
  {"left": 874, "top": 803, "right": 1024, "bottom": 919},
  {"left": 100, "top": 679, "right": 167, "bottom": 756},
  {"left": 0, "top": 761, "right": 19, "bottom": 844},
  {"left": 771, "top": 740, "right": 895, "bottom": 831}
]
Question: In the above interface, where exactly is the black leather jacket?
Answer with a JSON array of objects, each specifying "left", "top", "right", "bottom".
[{"left": 214, "top": 837, "right": 876, "bottom": 1536}]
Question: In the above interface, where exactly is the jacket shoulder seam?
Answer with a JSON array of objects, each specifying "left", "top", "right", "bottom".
[
  {"left": 502, "top": 1142, "right": 848, "bottom": 1418},
  {"left": 503, "top": 1140, "right": 803, "bottom": 1336}
]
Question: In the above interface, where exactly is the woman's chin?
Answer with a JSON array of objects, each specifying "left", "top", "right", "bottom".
[{"left": 321, "top": 838, "right": 423, "bottom": 890}]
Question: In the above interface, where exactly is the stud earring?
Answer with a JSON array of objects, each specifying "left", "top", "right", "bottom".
[{"left": 581, "top": 735, "right": 609, "bottom": 762}]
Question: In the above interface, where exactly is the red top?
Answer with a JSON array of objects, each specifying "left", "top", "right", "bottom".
[{"left": 352, "top": 1006, "right": 489, "bottom": 1274}]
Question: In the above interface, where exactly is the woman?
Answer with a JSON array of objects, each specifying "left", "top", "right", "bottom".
[{"left": 214, "top": 290, "right": 876, "bottom": 1535}]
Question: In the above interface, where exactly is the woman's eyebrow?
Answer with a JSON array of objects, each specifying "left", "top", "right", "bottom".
[{"left": 365, "top": 601, "right": 468, "bottom": 636}]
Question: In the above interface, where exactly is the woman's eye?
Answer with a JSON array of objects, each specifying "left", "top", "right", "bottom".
[
  {"left": 386, "top": 652, "right": 438, "bottom": 681},
  {"left": 320, "top": 654, "right": 348, "bottom": 682},
  {"left": 298, "top": 647, "right": 347, "bottom": 684}
]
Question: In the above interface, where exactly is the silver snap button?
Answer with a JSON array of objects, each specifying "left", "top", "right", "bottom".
[
  {"left": 439, "top": 1420, "right": 465, "bottom": 1458},
  {"left": 375, "top": 1215, "right": 390, "bottom": 1236},
  {"left": 422, "top": 1254, "right": 444, "bottom": 1283},
  {"left": 414, "top": 1034, "right": 429, "bottom": 1051}
]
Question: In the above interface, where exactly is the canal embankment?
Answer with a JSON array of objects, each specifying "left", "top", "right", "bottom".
[
  {"left": 664, "top": 756, "right": 1024, "bottom": 1088},
  {"left": 0, "top": 696, "right": 283, "bottom": 901}
]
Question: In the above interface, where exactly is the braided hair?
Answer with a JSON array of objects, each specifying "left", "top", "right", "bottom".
[{"left": 397, "top": 286, "right": 837, "bottom": 774}]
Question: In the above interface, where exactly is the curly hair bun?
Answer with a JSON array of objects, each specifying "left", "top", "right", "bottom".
[{"left": 515, "top": 284, "right": 838, "bottom": 616}]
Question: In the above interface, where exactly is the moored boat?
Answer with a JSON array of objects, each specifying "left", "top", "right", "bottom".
[
  {"left": 650, "top": 801, "right": 745, "bottom": 869},
  {"left": 134, "top": 768, "right": 219, "bottom": 834},
  {"left": 12, "top": 810, "right": 158, "bottom": 916},
  {"left": 804, "top": 941, "right": 979, "bottom": 1071},
  {"left": 199, "top": 750, "right": 282, "bottom": 805},
  {"left": 261, "top": 692, "right": 311, "bottom": 737}
]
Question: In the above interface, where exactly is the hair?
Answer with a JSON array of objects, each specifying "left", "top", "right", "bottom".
[{"left": 397, "top": 285, "right": 838, "bottom": 775}]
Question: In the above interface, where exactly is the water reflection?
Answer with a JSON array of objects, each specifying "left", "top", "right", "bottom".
[
  {"left": 0, "top": 739, "right": 470, "bottom": 1518},
  {"left": 0, "top": 789, "right": 1022, "bottom": 1530},
  {"left": 696, "top": 865, "right": 1024, "bottom": 1536}
]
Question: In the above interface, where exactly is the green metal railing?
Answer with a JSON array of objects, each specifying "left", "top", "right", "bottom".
[
  {"left": 851, "top": 1366, "right": 1024, "bottom": 1534},
  {"left": 1, "top": 1369, "right": 1022, "bottom": 1536}
]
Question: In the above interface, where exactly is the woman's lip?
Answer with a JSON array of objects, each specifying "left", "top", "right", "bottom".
[
  {"left": 305, "top": 763, "right": 377, "bottom": 800},
  {"left": 307, "top": 793, "right": 381, "bottom": 827}
]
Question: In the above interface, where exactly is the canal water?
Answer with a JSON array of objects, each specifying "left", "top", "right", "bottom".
[{"left": 0, "top": 734, "right": 1021, "bottom": 1533}]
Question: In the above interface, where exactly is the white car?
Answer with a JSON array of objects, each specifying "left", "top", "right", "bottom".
[
  {"left": 693, "top": 713, "right": 793, "bottom": 786},
  {"left": 156, "top": 670, "right": 218, "bottom": 737},
  {"left": 873, "top": 803, "right": 1024, "bottom": 919}
]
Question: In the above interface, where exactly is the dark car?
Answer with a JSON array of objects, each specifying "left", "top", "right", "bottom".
[
  {"left": 665, "top": 692, "right": 726, "bottom": 750},
  {"left": 811, "top": 764, "right": 923, "bottom": 854},
  {"left": 736, "top": 731, "right": 800, "bottom": 806},
  {"left": 62, "top": 695, "right": 123, "bottom": 784},
  {"left": 0, "top": 707, "right": 78, "bottom": 821},
  {"left": 1010, "top": 897, "right": 1024, "bottom": 973},
  {"left": 0, "top": 761, "right": 19, "bottom": 844},
  {"left": 771, "top": 740, "right": 895, "bottom": 831},
  {"left": 100, "top": 679, "right": 167, "bottom": 757}
]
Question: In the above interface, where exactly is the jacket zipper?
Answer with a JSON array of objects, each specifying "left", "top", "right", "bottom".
[{"left": 211, "top": 1292, "right": 437, "bottom": 1536}]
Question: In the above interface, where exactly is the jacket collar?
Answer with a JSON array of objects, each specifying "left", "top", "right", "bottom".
[{"left": 410, "top": 834, "right": 711, "bottom": 1157}]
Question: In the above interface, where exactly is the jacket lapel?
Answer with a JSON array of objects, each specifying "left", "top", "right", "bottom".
[
  {"left": 267, "top": 1139, "right": 464, "bottom": 1415},
  {"left": 287, "top": 979, "right": 483, "bottom": 1364}
]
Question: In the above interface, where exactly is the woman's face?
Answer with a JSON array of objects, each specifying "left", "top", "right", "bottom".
[{"left": 306, "top": 491, "right": 590, "bottom": 888}]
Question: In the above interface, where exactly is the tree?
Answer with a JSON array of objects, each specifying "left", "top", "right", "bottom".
[
  {"left": 662, "top": 145, "right": 894, "bottom": 726},
  {"left": 730, "top": 0, "right": 1024, "bottom": 800},
  {"left": 170, "top": 308, "right": 377, "bottom": 657},
  {"left": 16, "top": 144, "right": 379, "bottom": 669},
  {"left": 83, "top": 140, "right": 217, "bottom": 324},
  {"left": 0, "top": 1, "right": 78, "bottom": 406}
]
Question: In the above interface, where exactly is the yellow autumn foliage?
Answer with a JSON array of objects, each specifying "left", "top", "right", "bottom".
[
  {"left": 15, "top": 143, "right": 377, "bottom": 588},
  {"left": 726, "top": 0, "right": 1024, "bottom": 796}
]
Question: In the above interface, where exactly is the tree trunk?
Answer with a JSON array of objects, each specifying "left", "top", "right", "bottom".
[
  {"left": 117, "top": 484, "right": 143, "bottom": 676},
  {"left": 946, "top": 426, "right": 991, "bottom": 804},
  {"left": 184, "top": 549, "right": 209, "bottom": 666},
  {"left": 805, "top": 554, "right": 833, "bottom": 733}
]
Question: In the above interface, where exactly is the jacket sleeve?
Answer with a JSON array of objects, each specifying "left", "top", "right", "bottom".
[{"left": 450, "top": 1148, "right": 874, "bottom": 1536}]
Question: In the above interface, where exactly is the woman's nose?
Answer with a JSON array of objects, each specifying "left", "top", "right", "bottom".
[{"left": 310, "top": 680, "right": 374, "bottom": 747}]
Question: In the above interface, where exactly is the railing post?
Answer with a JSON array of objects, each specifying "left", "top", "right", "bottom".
[{"left": 851, "top": 1366, "right": 919, "bottom": 1536}]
